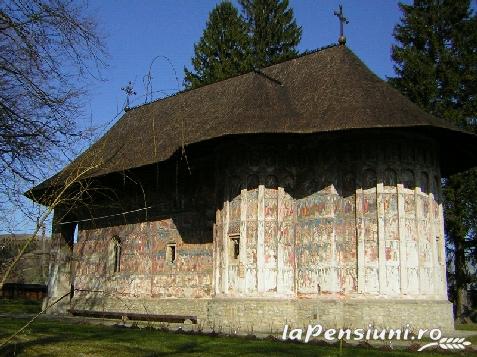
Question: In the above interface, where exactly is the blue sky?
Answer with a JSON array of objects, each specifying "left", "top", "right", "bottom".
[{"left": 85, "top": 0, "right": 409, "bottom": 132}]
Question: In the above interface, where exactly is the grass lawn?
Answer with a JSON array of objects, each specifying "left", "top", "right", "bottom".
[
  {"left": 456, "top": 324, "right": 477, "bottom": 332},
  {"left": 0, "top": 300, "right": 475, "bottom": 356},
  {"left": 0, "top": 317, "right": 474, "bottom": 357},
  {"left": 456, "top": 324, "right": 477, "bottom": 345}
]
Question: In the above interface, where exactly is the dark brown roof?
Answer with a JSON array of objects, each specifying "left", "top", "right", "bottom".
[{"left": 28, "top": 45, "right": 477, "bottom": 200}]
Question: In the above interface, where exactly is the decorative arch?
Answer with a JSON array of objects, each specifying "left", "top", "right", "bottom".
[
  {"left": 265, "top": 175, "right": 278, "bottom": 189},
  {"left": 384, "top": 168, "right": 397, "bottom": 187},
  {"left": 247, "top": 174, "right": 259, "bottom": 190},
  {"left": 363, "top": 168, "right": 377, "bottom": 189},
  {"left": 342, "top": 172, "right": 355, "bottom": 197},
  {"left": 281, "top": 172, "right": 294, "bottom": 193},
  {"left": 420, "top": 171, "right": 429, "bottom": 193},
  {"left": 402, "top": 169, "right": 415, "bottom": 189}
]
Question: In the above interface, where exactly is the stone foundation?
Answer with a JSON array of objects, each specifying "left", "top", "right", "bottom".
[{"left": 69, "top": 296, "right": 454, "bottom": 334}]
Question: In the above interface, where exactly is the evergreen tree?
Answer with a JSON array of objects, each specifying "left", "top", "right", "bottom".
[
  {"left": 240, "top": 0, "right": 302, "bottom": 68},
  {"left": 390, "top": 0, "right": 477, "bottom": 320},
  {"left": 184, "top": 1, "right": 251, "bottom": 89},
  {"left": 184, "top": 0, "right": 302, "bottom": 88}
]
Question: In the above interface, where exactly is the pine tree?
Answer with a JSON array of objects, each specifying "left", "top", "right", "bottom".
[
  {"left": 184, "top": 1, "right": 251, "bottom": 89},
  {"left": 239, "top": 0, "right": 302, "bottom": 68},
  {"left": 184, "top": 0, "right": 302, "bottom": 89},
  {"left": 390, "top": 0, "right": 477, "bottom": 321}
]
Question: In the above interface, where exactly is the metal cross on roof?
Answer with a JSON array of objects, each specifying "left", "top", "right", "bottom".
[
  {"left": 334, "top": 4, "right": 349, "bottom": 45},
  {"left": 121, "top": 81, "right": 136, "bottom": 110}
]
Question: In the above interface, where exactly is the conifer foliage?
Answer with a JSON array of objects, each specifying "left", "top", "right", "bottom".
[
  {"left": 239, "top": 0, "right": 302, "bottom": 68},
  {"left": 184, "top": 0, "right": 302, "bottom": 89},
  {"left": 390, "top": 0, "right": 477, "bottom": 320},
  {"left": 184, "top": 2, "right": 251, "bottom": 89}
]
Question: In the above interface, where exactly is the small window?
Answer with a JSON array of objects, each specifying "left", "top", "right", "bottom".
[
  {"left": 166, "top": 243, "right": 176, "bottom": 264},
  {"left": 112, "top": 236, "right": 121, "bottom": 273},
  {"left": 229, "top": 234, "right": 240, "bottom": 261}
]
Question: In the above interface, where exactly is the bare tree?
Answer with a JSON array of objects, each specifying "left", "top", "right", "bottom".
[
  {"left": 0, "top": 0, "right": 106, "bottom": 218},
  {"left": 0, "top": 141, "right": 111, "bottom": 287}
]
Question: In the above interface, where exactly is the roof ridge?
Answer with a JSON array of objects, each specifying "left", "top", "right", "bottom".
[{"left": 125, "top": 43, "right": 341, "bottom": 112}]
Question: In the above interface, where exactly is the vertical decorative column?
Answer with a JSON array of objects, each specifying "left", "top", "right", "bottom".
[
  {"left": 212, "top": 222, "right": 218, "bottom": 295},
  {"left": 429, "top": 192, "right": 440, "bottom": 296},
  {"left": 239, "top": 189, "right": 248, "bottom": 294},
  {"left": 330, "top": 185, "right": 339, "bottom": 292},
  {"left": 397, "top": 183, "right": 408, "bottom": 294},
  {"left": 355, "top": 188, "right": 365, "bottom": 293},
  {"left": 257, "top": 185, "right": 265, "bottom": 293},
  {"left": 292, "top": 197, "right": 298, "bottom": 295},
  {"left": 377, "top": 182, "right": 386, "bottom": 294},
  {"left": 414, "top": 187, "right": 422, "bottom": 294},
  {"left": 438, "top": 202, "right": 447, "bottom": 298},
  {"left": 222, "top": 201, "right": 230, "bottom": 294},
  {"left": 276, "top": 187, "right": 285, "bottom": 294}
]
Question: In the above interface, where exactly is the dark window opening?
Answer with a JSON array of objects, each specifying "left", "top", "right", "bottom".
[
  {"left": 112, "top": 236, "right": 121, "bottom": 273},
  {"left": 167, "top": 244, "right": 176, "bottom": 264},
  {"left": 230, "top": 234, "right": 240, "bottom": 260}
]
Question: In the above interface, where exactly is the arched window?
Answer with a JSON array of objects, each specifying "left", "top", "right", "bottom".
[{"left": 112, "top": 236, "right": 121, "bottom": 273}]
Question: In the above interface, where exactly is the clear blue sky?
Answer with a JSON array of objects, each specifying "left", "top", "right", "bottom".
[{"left": 85, "top": 0, "right": 410, "bottom": 132}]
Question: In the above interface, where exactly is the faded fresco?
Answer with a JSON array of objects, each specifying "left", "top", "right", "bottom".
[
  {"left": 46, "top": 137, "right": 448, "bottom": 317},
  {"left": 211, "top": 139, "right": 446, "bottom": 298}
]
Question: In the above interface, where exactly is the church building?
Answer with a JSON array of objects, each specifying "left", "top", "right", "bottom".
[{"left": 28, "top": 43, "right": 477, "bottom": 333}]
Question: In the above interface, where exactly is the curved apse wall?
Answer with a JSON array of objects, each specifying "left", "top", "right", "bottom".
[{"left": 214, "top": 134, "right": 446, "bottom": 299}]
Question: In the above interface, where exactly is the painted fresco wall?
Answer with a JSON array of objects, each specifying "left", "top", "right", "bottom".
[
  {"left": 73, "top": 216, "right": 213, "bottom": 302},
  {"left": 214, "top": 137, "right": 446, "bottom": 299},
  {"left": 46, "top": 134, "right": 447, "bottom": 311},
  {"left": 56, "top": 154, "right": 218, "bottom": 306},
  {"left": 215, "top": 187, "right": 296, "bottom": 297}
]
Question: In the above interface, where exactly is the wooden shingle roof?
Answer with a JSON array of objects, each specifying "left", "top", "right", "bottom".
[{"left": 28, "top": 45, "right": 477, "bottom": 201}]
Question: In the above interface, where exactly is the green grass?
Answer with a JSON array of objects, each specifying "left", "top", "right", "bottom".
[
  {"left": 0, "top": 317, "right": 470, "bottom": 357},
  {"left": 456, "top": 323, "right": 477, "bottom": 344},
  {"left": 456, "top": 324, "right": 477, "bottom": 331},
  {"left": 0, "top": 299, "right": 41, "bottom": 314}
]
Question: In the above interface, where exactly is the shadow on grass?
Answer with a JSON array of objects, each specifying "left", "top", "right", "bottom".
[
  {"left": 0, "top": 299, "right": 42, "bottom": 314},
  {"left": 1, "top": 334, "right": 174, "bottom": 357},
  {"left": 0, "top": 317, "right": 465, "bottom": 357}
]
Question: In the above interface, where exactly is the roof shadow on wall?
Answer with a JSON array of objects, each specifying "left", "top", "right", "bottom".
[{"left": 63, "top": 133, "right": 441, "bottom": 245}]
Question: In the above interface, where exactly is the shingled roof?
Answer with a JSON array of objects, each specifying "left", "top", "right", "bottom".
[{"left": 28, "top": 45, "right": 477, "bottom": 200}]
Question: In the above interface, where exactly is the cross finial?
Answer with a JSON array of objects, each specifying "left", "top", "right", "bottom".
[
  {"left": 334, "top": 4, "right": 349, "bottom": 45},
  {"left": 121, "top": 81, "right": 136, "bottom": 110}
]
